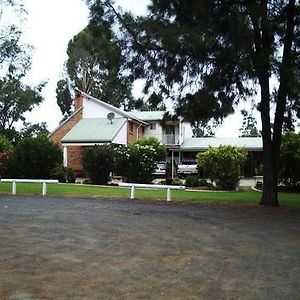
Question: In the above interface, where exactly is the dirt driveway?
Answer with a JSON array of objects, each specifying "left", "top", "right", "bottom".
[{"left": 0, "top": 195, "right": 299, "bottom": 300}]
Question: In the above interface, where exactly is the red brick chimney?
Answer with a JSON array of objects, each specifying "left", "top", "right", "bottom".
[{"left": 74, "top": 90, "right": 83, "bottom": 110}]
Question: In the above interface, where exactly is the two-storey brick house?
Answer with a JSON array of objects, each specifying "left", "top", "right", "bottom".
[{"left": 49, "top": 89, "right": 192, "bottom": 175}]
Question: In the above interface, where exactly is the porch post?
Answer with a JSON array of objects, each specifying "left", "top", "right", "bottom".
[
  {"left": 171, "top": 151, "right": 174, "bottom": 179},
  {"left": 63, "top": 145, "right": 68, "bottom": 167}
]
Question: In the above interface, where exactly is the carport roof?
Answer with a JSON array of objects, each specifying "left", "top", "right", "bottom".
[
  {"left": 179, "top": 137, "right": 263, "bottom": 152},
  {"left": 130, "top": 111, "right": 166, "bottom": 121},
  {"left": 62, "top": 118, "right": 126, "bottom": 143}
]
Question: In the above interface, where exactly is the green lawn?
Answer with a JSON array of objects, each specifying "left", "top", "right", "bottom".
[{"left": 0, "top": 182, "right": 299, "bottom": 206}]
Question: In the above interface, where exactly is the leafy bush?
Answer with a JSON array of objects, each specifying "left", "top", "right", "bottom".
[
  {"left": 279, "top": 132, "right": 300, "bottom": 188},
  {"left": 82, "top": 145, "right": 114, "bottom": 185},
  {"left": 50, "top": 165, "right": 76, "bottom": 183},
  {"left": 164, "top": 178, "right": 173, "bottom": 185},
  {"left": 134, "top": 137, "right": 167, "bottom": 160},
  {"left": 114, "top": 144, "right": 157, "bottom": 183},
  {"left": 9, "top": 136, "right": 62, "bottom": 179},
  {"left": 185, "top": 175, "right": 200, "bottom": 187},
  {"left": 8, "top": 136, "right": 62, "bottom": 179},
  {"left": 198, "top": 178, "right": 209, "bottom": 186},
  {"left": 0, "top": 135, "right": 13, "bottom": 178},
  {"left": 171, "top": 177, "right": 183, "bottom": 186},
  {"left": 161, "top": 177, "right": 183, "bottom": 186},
  {"left": 0, "top": 135, "right": 13, "bottom": 152},
  {"left": 197, "top": 145, "right": 246, "bottom": 190}
]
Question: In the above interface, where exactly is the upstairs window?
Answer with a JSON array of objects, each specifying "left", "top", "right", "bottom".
[{"left": 149, "top": 123, "right": 156, "bottom": 130}]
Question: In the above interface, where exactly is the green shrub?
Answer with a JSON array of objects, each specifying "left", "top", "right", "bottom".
[
  {"left": 0, "top": 135, "right": 13, "bottom": 178},
  {"left": 134, "top": 137, "right": 167, "bottom": 160},
  {"left": 8, "top": 136, "right": 62, "bottom": 179},
  {"left": 198, "top": 178, "right": 209, "bottom": 186},
  {"left": 161, "top": 177, "right": 183, "bottom": 186},
  {"left": 0, "top": 135, "right": 13, "bottom": 152},
  {"left": 82, "top": 145, "right": 114, "bottom": 185},
  {"left": 50, "top": 165, "right": 76, "bottom": 183},
  {"left": 164, "top": 178, "right": 173, "bottom": 185},
  {"left": 114, "top": 144, "right": 157, "bottom": 183},
  {"left": 171, "top": 177, "right": 183, "bottom": 186},
  {"left": 279, "top": 132, "right": 300, "bottom": 188},
  {"left": 197, "top": 145, "right": 246, "bottom": 190},
  {"left": 185, "top": 175, "right": 200, "bottom": 187}
]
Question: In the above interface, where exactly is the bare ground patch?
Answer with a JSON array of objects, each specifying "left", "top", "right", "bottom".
[{"left": 0, "top": 195, "right": 299, "bottom": 299}]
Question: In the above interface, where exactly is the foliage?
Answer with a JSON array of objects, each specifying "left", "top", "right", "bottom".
[
  {"left": 239, "top": 110, "right": 260, "bottom": 137},
  {"left": 0, "top": 1, "right": 45, "bottom": 143},
  {"left": 0, "top": 134, "right": 13, "bottom": 177},
  {"left": 50, "top": 165, "right": 76, "bottom": 183},
  {"left": 192, "top": 120, "right": 216, "bottom": 137},
  {"left": 0, "top": 76, "right": 44, "bottom": 135},
  {"left": 171, "top": 177, "right": 183, "bottom": 186},
  {"left": 162, "top": 177, "right": 183, "bottom": 185},
  {"left": 114, "top": 144, "right": 157, "bottom": 183},
  {"left": 56, "top": 79, "right": 73, "bottom": 118},
  {"left": 8, "top": 136, "right": 62, "bottom": 179},
  {"left": 198, "top": 178, "right": 210, "bottom": 187},
  {"left": 58, "top": 20, "right": 135, "bottom": 111},
  {"left": 185, "top": 176, "right": 200, "bottom": 187},
  {"left": 133, "top": 136, "right": 167, "bottom": 160},
  {"left": 19, "top": 122, "right": 48, "bottom": 139},
  {"left": 197, "top": 146, "right": 247, "bottom": 190},
  {"left": 87, "top": 0, "right": 300, "bottom": 205},
  {"left": 279, "top": 132, "right": 300, "bottom": 188},
  {"left": 0, "top": 135, "right": 13, "bottom": 152},
  {"left": 0, "top": 0, "right": 31, "bottom": 75},
  {"left": 134, "top": 92, "right": 166, "bottom": 111},
  {"left": 82, "top": 145, "right": 114, "bottom": 185}
]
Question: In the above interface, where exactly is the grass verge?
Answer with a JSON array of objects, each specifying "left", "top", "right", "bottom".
[{"left": 0, "top": 182, "right": 299, "bottom": 206}]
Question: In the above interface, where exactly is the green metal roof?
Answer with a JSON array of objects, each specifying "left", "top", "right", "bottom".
[
  {"left": 130, "top": 111, "right": 166, "bottom": 121},
  {"left": 180, "top": 137, "right": 263, "bottom": 151},
  {"left": 62, "top": 118, "right": 126, "bottom": 143}
]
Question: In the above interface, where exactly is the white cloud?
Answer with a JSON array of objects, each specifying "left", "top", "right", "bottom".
[
  {"left": 19, "top": 0, "right": 257, "bottom": 137},
  {"left": 22, "top": 0, "right": 89, "bottom": 130}
]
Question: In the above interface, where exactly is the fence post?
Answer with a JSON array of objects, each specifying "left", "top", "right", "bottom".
[
  {"left": 130, "top": 185, "right": 135, "bottom": 199},
  {"left": 167, "top": 187, "right": 171, "bottom": 201},
  {"left": 12, "top": 181, "right": 16, "bottom": 195},
  {"left": 42, "top": 182, "right": 47, "bottom": 196}
]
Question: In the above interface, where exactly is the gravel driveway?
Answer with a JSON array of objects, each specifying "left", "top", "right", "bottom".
[{"left": 0, "top": 195, "right": 299, "bottom": 299}]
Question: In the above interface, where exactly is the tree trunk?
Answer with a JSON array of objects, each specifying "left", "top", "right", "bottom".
[
  {"left": 259, "top": 76, "right": 279, "bottom": 206},
  {"left": 260, "top": 140, "right": 279, "bottom": 206},
  {"left": 260, "top": 0, "right": 295, "bottom": 206}
]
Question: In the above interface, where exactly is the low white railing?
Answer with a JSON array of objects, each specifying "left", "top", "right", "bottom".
[
  {"left": 119, "top": 182, "right": 185, "bottom": 201},
  {"left": 162, "top": 134, "right": 180, "bottom": 145},
  {"left": 1, "top": 179, "right": 59, "bottom": 196}
]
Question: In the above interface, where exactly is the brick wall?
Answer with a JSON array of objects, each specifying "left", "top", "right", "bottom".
[
  {"left": 49, "top": 109, "right": 82, "bottom": 149},
  {"left": 49, "top": 109, "right": 84, "bottom": 174},
  {"left": 49, "top": 107, "right": 146, "bottom": 175},
  {"left": 68, "top": 146, "right": 84, "bottom": 175},
  {"left": 127, "top": 121, "right": 145, "bottom": 144}
]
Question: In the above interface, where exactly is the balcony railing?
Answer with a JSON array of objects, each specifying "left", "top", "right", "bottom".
[{"left": 162, "top": 134, "right": 180, "bottom": 145}]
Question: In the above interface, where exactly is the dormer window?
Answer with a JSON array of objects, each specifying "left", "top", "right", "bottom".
[{"left": 149, "top": 123, "right": 156, "bottom": 130}]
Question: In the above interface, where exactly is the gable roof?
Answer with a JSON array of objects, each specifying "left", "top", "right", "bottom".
[
  {"left": 180, "top": 137, "right": 263, "bottom": 151},
  {"left": 77, "top": 89, "right": 148, "bottom": 125},
  {"left": 62, "top": 118, "right": 126, "bottom": 143},
  {"left": 130, "top": 111, "right": 166, "bottom": 121},
  {"left": 48, "top": 107, "right": 83, "bottom": 138}
]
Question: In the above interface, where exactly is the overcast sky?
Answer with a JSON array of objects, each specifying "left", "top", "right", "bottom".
[{"left": 20, "top": 0, "right": 253, "bottom": 136}]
